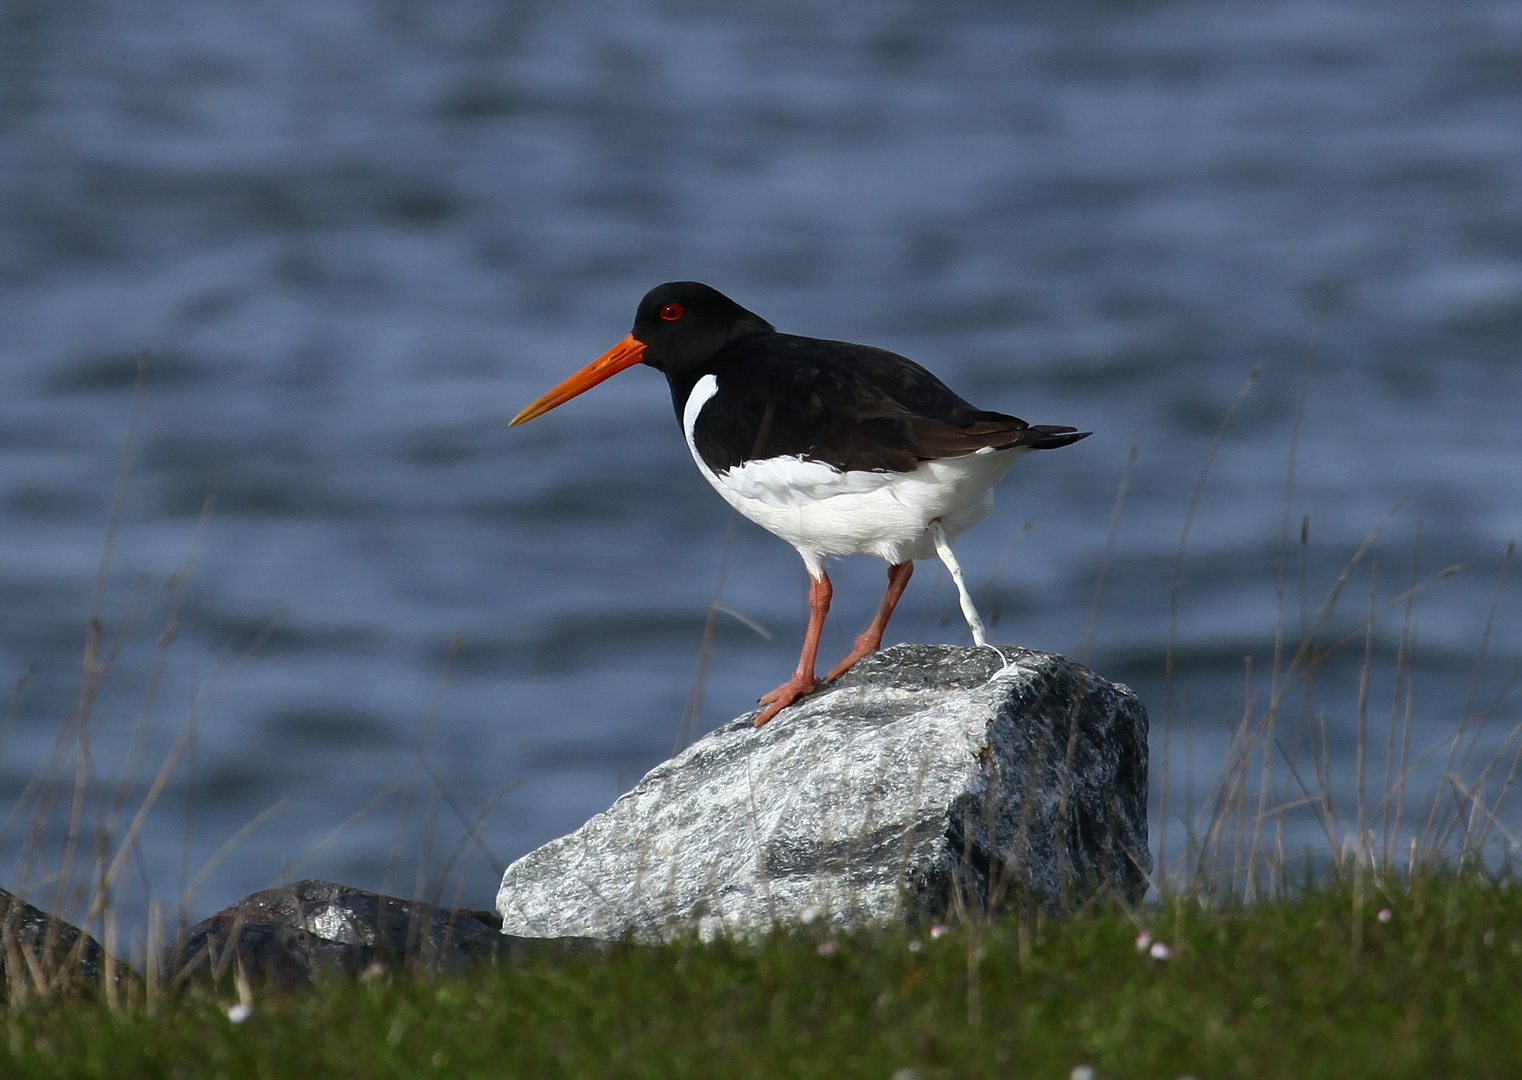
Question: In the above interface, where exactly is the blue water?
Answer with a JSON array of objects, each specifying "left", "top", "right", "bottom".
[{"left": 1, "top": 0, "right": 1519, "bottom": 932}]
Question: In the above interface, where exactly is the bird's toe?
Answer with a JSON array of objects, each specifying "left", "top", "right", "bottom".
[{"left": 754, "top": 675, "right": 822, "bottom": 726}]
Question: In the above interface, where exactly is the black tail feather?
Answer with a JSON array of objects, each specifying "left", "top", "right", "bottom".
[{"left": 1008, "top": 424, "right": 1090, "bottom": 451}]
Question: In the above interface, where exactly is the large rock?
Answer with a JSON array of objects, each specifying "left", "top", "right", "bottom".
[{"left": 497, "top": 645, "right": 1150, "bottom": 940}]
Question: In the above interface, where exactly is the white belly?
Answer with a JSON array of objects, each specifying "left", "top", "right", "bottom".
[{"left": 682, "top": 374, "right": 1026, "bottom": 578}]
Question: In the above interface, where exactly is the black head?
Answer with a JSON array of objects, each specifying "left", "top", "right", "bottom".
[
  {"left": 510, "top": 281, "right": 774, "bottom": 428},
  {"left": 631, "top": 282, "right": 774, "bottom": 376}
]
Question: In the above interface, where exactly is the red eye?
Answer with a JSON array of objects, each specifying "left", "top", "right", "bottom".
[{"left": 659, "top": 303, "right": 684, "bottom": 321}]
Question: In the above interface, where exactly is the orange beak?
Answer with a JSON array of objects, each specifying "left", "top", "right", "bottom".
[{"left": 509, "top": 334, "right": 648, "bottom": 426}]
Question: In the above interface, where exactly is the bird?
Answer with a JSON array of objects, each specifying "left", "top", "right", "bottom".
[{"left": 510, "top": 281, "right": 1089, "bottom": 727}]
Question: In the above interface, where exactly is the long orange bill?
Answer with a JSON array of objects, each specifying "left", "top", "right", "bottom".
[{"left": 509, "top": 334, "right": 648, "bottom": 426}]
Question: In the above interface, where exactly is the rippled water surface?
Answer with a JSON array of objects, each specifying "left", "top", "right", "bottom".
[{"left": 1, "top": 0, "right": 1519, "bottom": 927}]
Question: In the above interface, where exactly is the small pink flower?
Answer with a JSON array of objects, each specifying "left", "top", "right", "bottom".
[
  {"left": 226, "top": 1002, "right": 252, "bottom": 1023},
  {"left": 1149, "top": 941, "right": 1172, "bottom": 961},
  {"left": 929, "top": 924, "right": 950, "bottom": 939},
  {"left": 1134, "top": 932, "right": 1152, "bottom": 952},
  {"left": 1377, "top": 908, "right": 1393, "bottom": 923},
  {"left": 907, "top": 939, "right": 923, "bottom": 953},
  {"left": 816, "top": 940, "right": 839, "bottom": 957}
]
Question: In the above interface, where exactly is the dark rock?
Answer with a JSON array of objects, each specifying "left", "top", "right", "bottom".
[
  {"left": 497, "top": 645, "right": 1150, "bottom": 940},
  {"left": 162, "top": 879, "right": 600, "bottom": 990},
  {"left": 1, "top": 887, "right": 123, "bottom": 998}
]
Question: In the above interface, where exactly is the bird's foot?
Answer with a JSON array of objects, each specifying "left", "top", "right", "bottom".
[
  {"left": 754, "top": 674, "right": 822, "bottom": 727},
  {"left": 824, "top": 638, "right": 878, "bottom": 682}
]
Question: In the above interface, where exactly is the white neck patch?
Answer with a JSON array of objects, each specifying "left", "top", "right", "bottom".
[{"left": 681, "top": 373, "right": 721, "bottom": 475}]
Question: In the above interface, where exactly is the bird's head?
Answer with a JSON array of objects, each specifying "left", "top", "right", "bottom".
[{"left": 510, "top": 281, "right": 772, "bottom": 426}]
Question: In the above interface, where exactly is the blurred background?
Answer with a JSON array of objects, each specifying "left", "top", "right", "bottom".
[{"left": 1, "top": 0, "right": 1519, "bottom": 932}]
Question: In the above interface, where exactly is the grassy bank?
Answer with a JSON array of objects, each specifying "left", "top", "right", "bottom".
[
  {"left": 3, "top": 871, "right": 1520, "bottom": 1078},
  {"left": 3, "top": 364, "right": 1517, "bottom": 1077}
]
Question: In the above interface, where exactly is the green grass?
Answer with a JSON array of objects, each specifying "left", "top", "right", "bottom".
[{"left": 4, "top": 872, "right": 1521, "bottom": 1079}]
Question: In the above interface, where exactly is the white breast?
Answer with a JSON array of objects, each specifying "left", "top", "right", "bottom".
[{"left": 682, "top": 374, "right": 1027, "bottom": 578}]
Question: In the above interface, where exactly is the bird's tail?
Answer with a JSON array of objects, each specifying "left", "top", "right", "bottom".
[
  {"left": 1010, "top": 424, "right": 1091, "bottom": 450},
  {"left": 905, "top": 413, "right": 1091, "bottom": 458}
]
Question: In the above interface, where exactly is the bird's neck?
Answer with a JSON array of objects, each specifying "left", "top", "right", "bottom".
[
  {"left": 656, "top": 330, "right": 770, "bottom": 427},
  {"left": 663, "top": 366, "right": 713, "bottom": 428}
]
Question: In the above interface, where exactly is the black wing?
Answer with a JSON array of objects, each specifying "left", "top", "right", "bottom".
[{"left": 687, "top": 333, "right": 1088, "bottom": 474}]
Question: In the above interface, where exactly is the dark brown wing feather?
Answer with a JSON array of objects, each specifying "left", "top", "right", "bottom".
[
  {"left": 685, "top": 332, "right": 1090, "bottom": 474},
  {"left": 906, "top": 413, "right": 1089, "bottom": 457}
]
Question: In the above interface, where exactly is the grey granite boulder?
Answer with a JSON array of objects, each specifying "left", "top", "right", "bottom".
[{"left": 497, "top": 644, "right": 1150, "bottom": 940}]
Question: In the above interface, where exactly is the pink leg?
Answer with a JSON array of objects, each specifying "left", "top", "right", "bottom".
[
  {"left": 825, "top": 560, "right": 914, "bottom": 682},
  {"left": 755, "top": 572, "right": 832, "bottom": 727}
]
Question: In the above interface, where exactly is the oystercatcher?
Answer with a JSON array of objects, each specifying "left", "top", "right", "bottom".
[{"left": 512, "top": 282, "right": 1089, "bottom": 727}]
